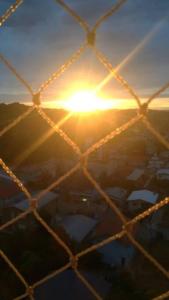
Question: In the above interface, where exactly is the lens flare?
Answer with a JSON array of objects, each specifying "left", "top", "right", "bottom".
[{"left": 59, "top": 90, "right": 113, "bottom": 113}]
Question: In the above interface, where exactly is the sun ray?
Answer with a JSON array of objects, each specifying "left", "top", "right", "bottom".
[
  {"left": 13, "top": 112, "right": 72, "bottom": 168},
  {"left": 95, "top": 18, "right": 167, "bottom": 93}
]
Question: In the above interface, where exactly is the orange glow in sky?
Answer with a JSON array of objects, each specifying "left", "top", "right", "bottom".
[{"left": 55, "top": 90, "right": 118, "bottom": 113}]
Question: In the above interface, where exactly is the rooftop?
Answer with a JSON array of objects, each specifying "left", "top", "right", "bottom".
[
  {"left": 105, "top": 187, "right": 127, "bottom": 200},
  {"left": 59, "top": 214, "right": 97, "bottom": 243},
  {"left": 13, "top": 191, "right": 58, "bottom": 211},
  {"left": 98, "top": 240, "right": 134, "bottom": 266},
  {"left": 127, "top": 168, "right": 144, "bottom": 181},
  {"left": 35, "top": 269, "right": 111, "bottom": 300},
  {"left": 157, "top": 169, "right": 169, "bottom": 176},
  {"left": 127, "top": 189, "right": 158, "bottom": 204}
]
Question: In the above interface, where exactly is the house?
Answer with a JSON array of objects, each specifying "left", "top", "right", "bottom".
[
  {"left": 92, "top": 210, "right": 123, "bottom": 240},
  {"left": 35, "top": 269, "right": 111, "bottom": 300},
  {"left": 104, "top": 187, "right": 127, "bottom": 207},
  {"left": 0, "top": 192, "right": 57, "bottom": 230},
  {"left": 91, "top": 187, "right": 127, "bottom": 209},
  {"left": 156, "top": 169, "right": 169, "bottom": 181},
  {"left": 13, "top": 191, "right": 58, "bottom": 216},
  {"left": 160, "top": 151, "right": 169, "bottom": 163},
  {"left": 147, "top": 154, "right": 163, "bottom": 172},
  {"left": 19, "top": 158, "right": 59, "bottom": 181},
  {"left": 0, "top": 172, "right": 24, "bottom": 213},
  {"left": 147, "top": 206, "right": 169, "bottom": 241},
  {"left": 92, "top": 209, "right": 136, "bottom": 241},
  {"left": 127, "top": 168, "right": 144, "bottom": 182},
  {"left": 56, "top": 192, "right": 106, "bottom": 217},
  {"left": 91, "top": 210, "right": 135, "bottom": 268},
  {"left": 128, "top": 153, "right": 147, "bottom": 169},
  {"left": 70, "top": 190, "right": 94, "bottom": 202},
  {"left": 127, "top": 189, "right": 159, "bottom": 212},
  {"left": 98, "top": 240, "right": 134, "bottom": 268},
  {"left": 88, "top": 160, "right": 118, "bottom": 179},
  {"left": 0, "top": 206, "right": 29, "bottom": 230},
  {"left": 56, "top": 214, "right": 98, "bottom": 243},
  {"left": 137, "top": 207, "right": 169, "bottom": 242}
]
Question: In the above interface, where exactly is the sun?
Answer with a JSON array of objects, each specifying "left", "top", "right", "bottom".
[{"left": 61, "top": 90, "right": 112, "bottom": 113}]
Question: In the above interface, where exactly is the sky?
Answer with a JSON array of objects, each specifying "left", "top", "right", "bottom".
[{"left": 0, "top": 0, "right": 169, "bottom": 109}]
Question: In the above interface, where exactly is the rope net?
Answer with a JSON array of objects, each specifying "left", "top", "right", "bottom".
[{"left": 0, "top": 1, "right": 169, "bottom": 299}]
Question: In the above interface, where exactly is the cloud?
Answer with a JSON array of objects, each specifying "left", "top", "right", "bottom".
[
  {"left": 0, "top": 0, "right": 61, "bottom": 29},
  {"left": 61, "top": 0, "right": 169, "bottom": 27},
  {"left": 0, "top": 0, "right": 169, "bottom": 101}
]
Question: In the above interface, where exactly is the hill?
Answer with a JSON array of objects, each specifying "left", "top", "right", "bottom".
[{"left": 0, "top": 103, "right": 168, "bottom": 166}]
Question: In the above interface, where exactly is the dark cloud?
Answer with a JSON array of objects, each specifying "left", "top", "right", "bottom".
[
  {"left": 0, "top": 0, "right": 61, "bottom": 29},
  {"left": 61, "top": 0, "right": 169, "bottom": 27}
]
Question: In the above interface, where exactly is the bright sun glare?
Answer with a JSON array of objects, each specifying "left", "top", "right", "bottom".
[{"left": 61, "top": 90, "right": 112, "bottom": 113}]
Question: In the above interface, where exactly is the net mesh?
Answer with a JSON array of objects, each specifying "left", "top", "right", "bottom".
[{"left": 0, "top": 1, "right": 169, "bottom": 299}]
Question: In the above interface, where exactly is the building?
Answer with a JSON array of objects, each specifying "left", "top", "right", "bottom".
[
  {"left": 156, "top": 169, "right": 169, "bottom": 181},
  {"left": 127, "top": 189, "right": 159, "bottom": 212},
  {"left": 1, "top": 191, "right": 58, "bottom": 229},
  {"left": 88, "top": 159, "right": 118, "bottom": 179},
  {"left": 97, "top": 240, "right": 134, "bottom": 268},
  {"left": 55, "top": 214, "right": 98, "bottom": 243},
  {"left": 20, "top": 158, "right": 76, "bottom": 189},
  {"left": 92, "top": 210, "right": 123, "bottom": 240},
  {"left": 35, "top": 269, "right": 111, "bottom": 300},
  {"left": 92, "top": 209, "right": 136, "bottom": 241},
  {"left": 56, "top": 191, "right": 106, "bottom": 217},
  {"left": 137, "top": 207, "right": 169, "bottom": 242},
  {"left": 19, "top": 158, "right": 59, "bottom": 181},
  {"left": 0, "top": 172, "right": 24, "bottom": 214},
  {"left": 127, "top": 168, "right": 144, "bottom": 182},
  {"left": 90, "top": 210, "right": 135, "bottom": 268},
  {"left": 14, "top": 191, "right": 58, "bottom": 216},
  {"left": 147, "top": 154, "right": 163, "bottom": 172},
  {"left": 104, "top": 187, "right": 127, "bottom": 207},
  {"left": 70, "top": 190, "right": 94, "bottom": 202},
  {"left": 128, "top": 153, "right": 147, "bottom": 169},
  {"left": 147, "top": 206, "right": 169, "bottom": 241}
]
